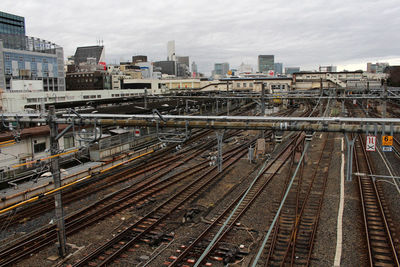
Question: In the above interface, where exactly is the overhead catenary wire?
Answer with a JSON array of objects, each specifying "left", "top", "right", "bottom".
[
  {"left": 193, "top": 147, "right": 273, "bottom": 267},
  {"left": 251, "top": 140, "right": 310, "bottom": 267},
  {"left": 0, "top": 149, "right": 155, "bottom": 215}
]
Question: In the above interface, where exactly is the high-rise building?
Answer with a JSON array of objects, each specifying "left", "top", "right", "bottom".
[
  {"left": 0, "top": 11, "right": 25, "bottom": 35},
  {"left": 285, "top": 67, "right": 300, "bottom": 75},
  {"left": 167, "top": 40, "right": 175, "bottom": 61},
  {"left": 214, "top": 62, "right": 230, "bottom": 77},
  {"left": 74, "top": 45, "right": 105, "bottom": 66},
  {"left": 176, "top": 56, "right": 189, "bottom": 67},
  {"left": 274, "top": 63, "right": 283, "bottom": 75},
  {"left": 191, "top": 61, "right": 198, "bottom": 74},
  {"left": 154, "top": 61, "right": 176, "bottom": 76},
  {"left": 0, "top": 11, "right": 65, "bottom": 91},
  {"left": 258, "top": 55, "right": 274, "bottom": 73},
  {"left": 367, "top": 62, "right": 389, "bottom": 73}
]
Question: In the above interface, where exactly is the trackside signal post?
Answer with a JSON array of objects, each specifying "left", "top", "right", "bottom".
[{"left": 49, "top": 106, "right": 67, "bottom": 257}]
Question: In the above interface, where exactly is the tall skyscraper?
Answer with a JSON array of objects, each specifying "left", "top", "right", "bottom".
[
  {"left": 274, "top": 63, "right": 283, "bottom": 75},
  {"left": 167, "top": 40, "right": 175, "bottom": 61},
  {"left": 258, "top": 55, "right": 274, "bottom": 73},
  {"left": 0, "top": 11, "right": 25, "bottom": 35},
  {"left": 191, "top": 61, "right": 198, "bottom": 74},
  {"left": 214, "top": 62, "right": 230, "bottom": 76}
]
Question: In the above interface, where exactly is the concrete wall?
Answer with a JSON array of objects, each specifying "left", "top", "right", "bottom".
[{"left": 0, "top": 88, "right": 156, "bottom": 112}]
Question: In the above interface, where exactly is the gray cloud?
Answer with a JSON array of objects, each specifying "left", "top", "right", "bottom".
[{"left": 3, "top": 0, "right": 400, "bottom": 74}]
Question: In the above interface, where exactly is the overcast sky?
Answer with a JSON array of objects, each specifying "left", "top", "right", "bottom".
[{"left": 2, "top": 0, "right": 400, "bottom": 74}]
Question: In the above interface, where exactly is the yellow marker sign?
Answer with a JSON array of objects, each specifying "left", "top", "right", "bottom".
[{"left": 382, "top": 136, "right": 393, "bottom": 146}]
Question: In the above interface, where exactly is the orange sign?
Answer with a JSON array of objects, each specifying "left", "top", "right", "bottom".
[{"left": 382, "top": 136, "right": 393, "bottom": 146}]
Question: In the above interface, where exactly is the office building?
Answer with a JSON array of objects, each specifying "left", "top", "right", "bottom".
[
  {"left": 154, "top": 61, "right": 176, "bottom": 76},
  {"left": 132, "top": 55, "right": 147, "bottom": 64},
  {"left": 285, "top": 67, "right": 300, "bottom": 75},
  {"left": 176, "top": 56, "right": 189, "bottom": 67},
  {"left": 319, "top": 65, "right": 337, "bottom": 72},
  {"left": 191, "top": 61, "right": 198, "bottom": 77},
  {"left": 167, "top": 40, "right": 175, "bottom": 61},
  {"left": 65, "top": 71, "right": 111, "bottom": 91},
  {"left": 0, "top": 12, "right": 65, "bottom": 91},
  {"left": 367, "top": 62, "right": 389, "bottom": 73},
  {"left": 136, "top": 62, "right": 153, "bottom": 79},
  {"left": 74, "top": 45, "right": 105, "bottom": 66},
  {"left": 0, "top": 11, "right": 25, "bottom": 35},
  {"left": 214, "top": 63, "right": 230, "bottom": 77},
  {"left": 258, "top": 55, "right": 274, "bottom": 73},
  {"left": 274, "top": 63, "right": 283, "bottom": 75}
]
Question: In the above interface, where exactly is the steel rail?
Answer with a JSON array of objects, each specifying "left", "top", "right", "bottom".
[
  {"left": 72, "top": 141, "right": 252, "bottom": 267},
  {"left": 354, "top": 134, "right": 399, "bottom": 266},
  {"left": 0, "top": 130, "right": 236, "bottom": 266},
  {"left": 169, "top": 134, "right": 303, "bottom": 267}
]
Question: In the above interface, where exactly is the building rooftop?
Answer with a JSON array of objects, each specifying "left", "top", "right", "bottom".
[{"left": 0, "top": 34, "right": 60, "bottom": 54}]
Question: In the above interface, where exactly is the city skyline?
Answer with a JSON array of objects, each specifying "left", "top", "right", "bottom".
[{"left": 2, "top": 0, "right": 400, "bottom": 74}]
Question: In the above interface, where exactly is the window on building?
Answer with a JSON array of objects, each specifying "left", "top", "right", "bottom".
[
  {"left": 243, "top": 83, "right": 247, "bottom": 87},
  {"left": 34, "top": 142, "right": 46, "bottom": 154},
  {"left": 237, "top": 83, "right": 240, "bottom": 88},
  {"left": 64, "top": 135, "right": 75, "bottom": 149},
  {"left": 19, "top": 56, "right": 23, "bottom": 62},
  {"left": 249, "top": 83, "right": 253, "bottom": 87}
]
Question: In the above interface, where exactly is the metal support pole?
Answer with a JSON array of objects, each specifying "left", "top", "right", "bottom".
[
  {"left": 261, "top": 83, "right": 266, "bottom": 138},
  {"left": 261, "top": 83, "right": 266, "bottom": 116},
  {"left": 345, "top": 134, "right": 355, "bottom": 181},
  {"left": 216, "top": 100, "right": 219, "bottom": 114},
  {"left": 341, "top": 100, "right": 345, "bottom": 114},
  {"left": 227, "top": 100, "right": 230, "bottom": 116},
  {"left": 144, "top": 87, "right": 148, "bottom": 109},
  {"left": 49, "top": 106, "right": 67, "bottom": 257},
  {"left": 216, "top": 131, "right": 224, "bottom": 173},
  {"left": 320, "top": 78, "right": 323, "bottom": 95},
  {"left": 382, "top": 81, "right": 387, "bottom": 118}
]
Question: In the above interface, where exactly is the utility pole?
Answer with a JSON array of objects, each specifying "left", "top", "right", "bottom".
[
  {"left": 49, "top": 106, "right": 67, "bottom": 257},
  {"left": 261, "top": 83, "right": 266, "bottom": 138},
  {"left": 144, "top": 87, "right": 148, "bottom": 109},
  {"left": 382, "top": 80, "right": 387, "bottom": 118}
]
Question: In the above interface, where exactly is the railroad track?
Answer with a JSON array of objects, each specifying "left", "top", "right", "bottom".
[
  {"left": 165, "top": 134, "right": 304, "bottom": 266},
  {"left": 0, "top": 128, "right": 213, "bottom": 227},
  {"left": 70, "top": 138, "right": 254, "bottom": 267},
  {"left": 0, "top": 130, "right": 246, "bottom": 266},
  {"left": 354, "top": 134, "right": 400, "bottom": 266},
  {"left": 251, "top": 133, "right": 334, "bottom": 266}
]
